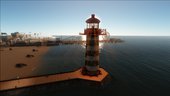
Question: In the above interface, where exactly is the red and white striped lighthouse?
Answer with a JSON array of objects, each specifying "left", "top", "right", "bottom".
[{"left": 81, "top": 14, "right": 106, "bottom": 76}]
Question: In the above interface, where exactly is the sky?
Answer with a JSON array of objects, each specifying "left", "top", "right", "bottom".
[{"left": 1, "top": 0, "right": 170, "bottom": 36}]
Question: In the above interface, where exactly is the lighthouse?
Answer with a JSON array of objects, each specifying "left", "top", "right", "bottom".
[{"left": 81, "top": 14, "right": 107, "bottom": 76}]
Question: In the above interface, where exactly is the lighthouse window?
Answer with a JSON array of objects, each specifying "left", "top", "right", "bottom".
[
  {"left": 88, "top": 23, "right": 99, "bottom": 28},
  {"left": 94, "top": 23, "right": 98, "bottom": 28}
]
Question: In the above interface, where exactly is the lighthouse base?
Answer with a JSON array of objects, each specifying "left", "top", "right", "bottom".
[
  {"left": 79, "top": 67, "right": 109, "bottom": 82},
  {"left": 82, "top": 66, "right": 101, "bottom": 76}
]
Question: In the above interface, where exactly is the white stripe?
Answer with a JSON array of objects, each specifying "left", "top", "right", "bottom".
[
  {"left": 86, "top": 56, "right": 99, "bottom": 61},
  {"left": 85, "top": 65, "right": 99, "bottom": 71}
]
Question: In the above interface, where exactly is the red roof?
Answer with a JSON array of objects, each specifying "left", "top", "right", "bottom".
[{"left": 86, "top": 14, "right": 100, "bottom": 23}]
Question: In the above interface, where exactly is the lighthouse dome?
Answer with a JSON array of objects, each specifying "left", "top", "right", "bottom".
[{"left": 86, "top": 14, "right": 100, "bottom": 23}]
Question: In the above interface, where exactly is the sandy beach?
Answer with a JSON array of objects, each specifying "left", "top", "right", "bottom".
[
  {"left": 0, "top": 46, "right": 108, "bottom": 91},
  {"left": 0, "top": 46, "right": 49, "bottom": 81}
]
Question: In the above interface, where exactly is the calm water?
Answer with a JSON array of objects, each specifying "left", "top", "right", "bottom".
[{"left": 2, "top": 36, "right": 170, "bottom": 96}]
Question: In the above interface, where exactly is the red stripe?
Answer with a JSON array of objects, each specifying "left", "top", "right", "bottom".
[{"left": 85, "top": 60, "right": 99, "bottom": 66}]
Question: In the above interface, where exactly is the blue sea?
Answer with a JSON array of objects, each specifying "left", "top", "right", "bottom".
[{"left": 2, "top": 36, "right": 170, "bottom": 96}]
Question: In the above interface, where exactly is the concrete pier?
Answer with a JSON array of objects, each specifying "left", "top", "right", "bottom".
[{"left": 0, "top": 68, "right": 108, "bottom": 91}]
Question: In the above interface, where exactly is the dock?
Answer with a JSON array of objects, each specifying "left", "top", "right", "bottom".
[{"left": 0, "top": 68, "right": 108, "bottom": 91}]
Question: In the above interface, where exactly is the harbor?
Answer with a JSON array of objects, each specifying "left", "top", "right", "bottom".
[
  {"left": 1, "top": 36, "right": 170, "bottom": 96},
  {"left": 1, "top": 14, "right": 111, "bottom": 91},
  {"left": 1, "top": 0, "right": 170, "bottom": 95}
]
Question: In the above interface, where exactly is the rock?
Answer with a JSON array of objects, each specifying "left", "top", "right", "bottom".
[
  {"left": 15, "top": 63, "right": 27, "bottom": 68},
  {"left": 26, "top": 54, "right": 34, "bottom": 58}
]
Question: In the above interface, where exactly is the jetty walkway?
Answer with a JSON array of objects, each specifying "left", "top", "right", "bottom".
[{"left": 0, "top": 68, "right": 108, "bottom": 91}]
